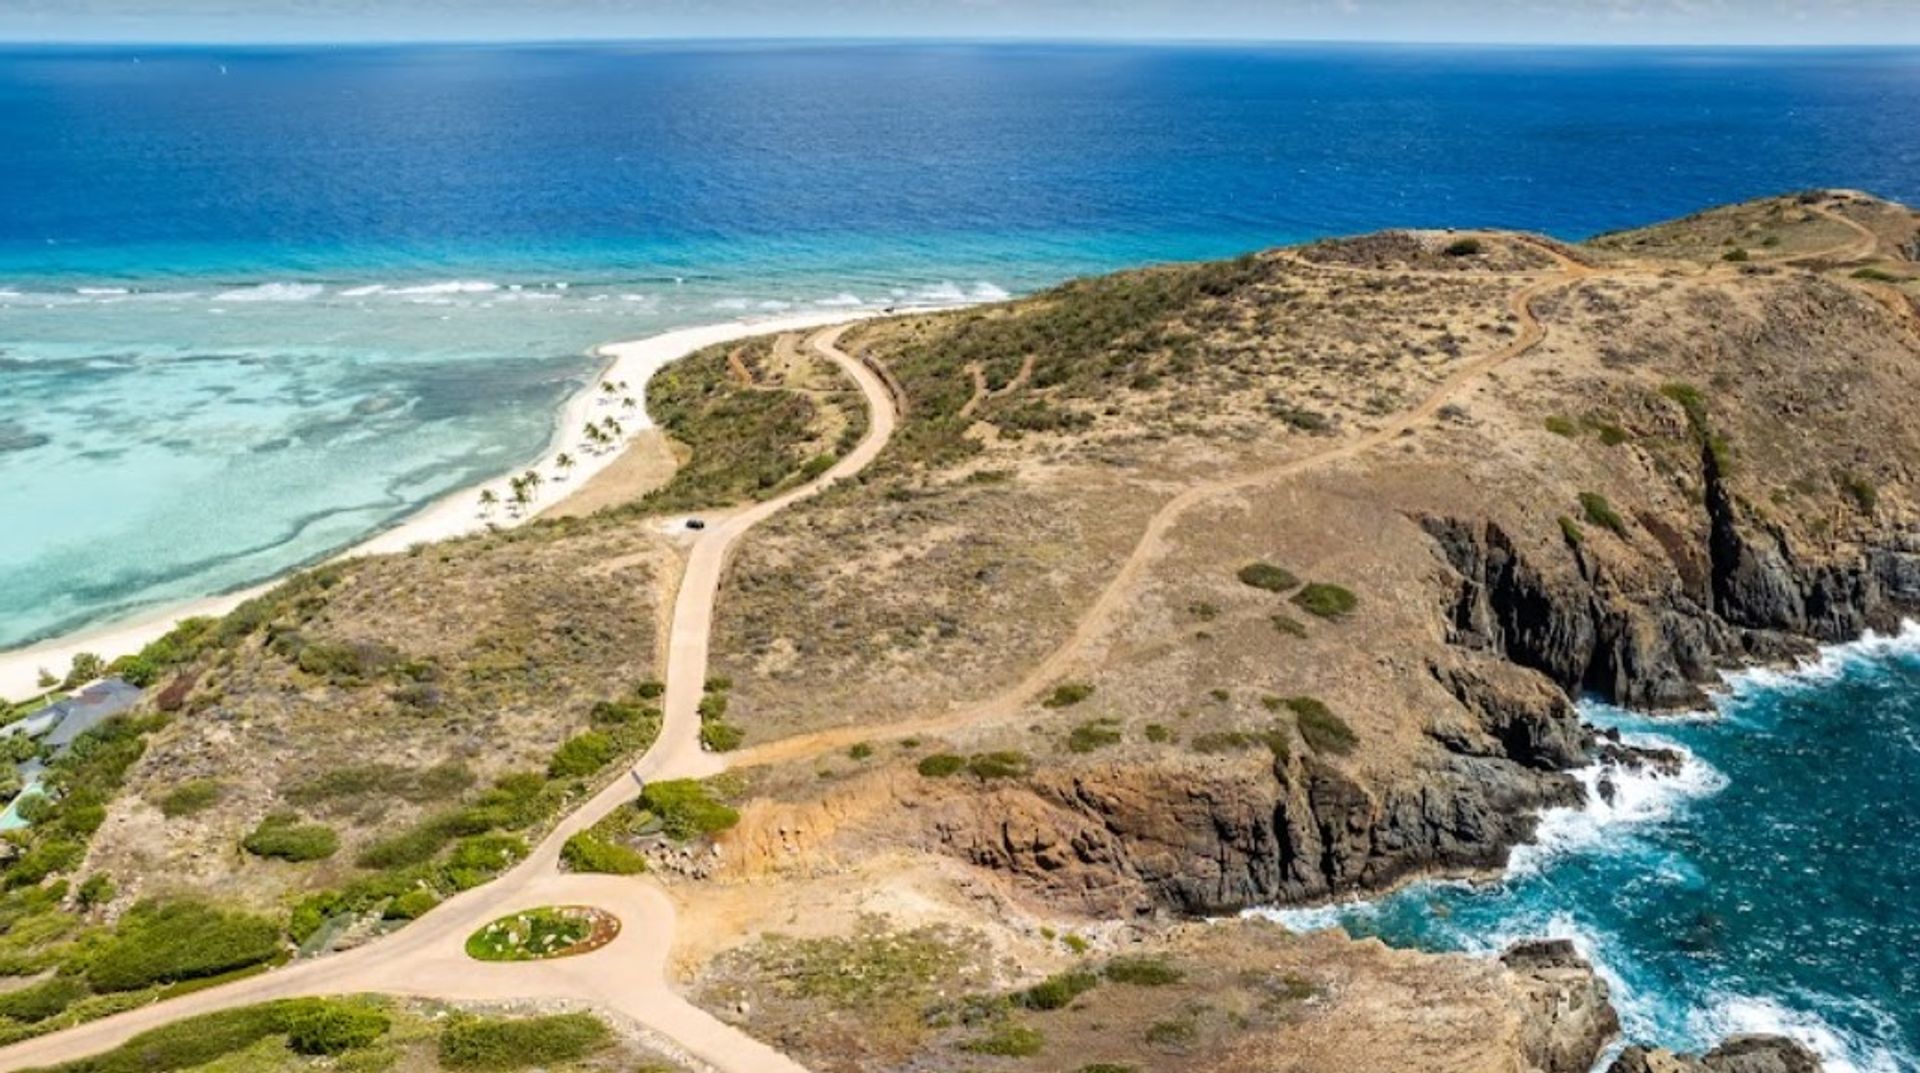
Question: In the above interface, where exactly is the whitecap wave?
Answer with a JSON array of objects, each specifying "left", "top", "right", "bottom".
[
  {"left": 1690, "top": 993, "right": 1906, "bottom": 1073},
  {"left": 388, "top": 280, "right": 499, "bottom": 296},
  {"left": 970, "top": 280, "right": 1011, "bottom": 301},
  {"left": 814, "top": 292, "right": 865, "bottom": 307},
  {"left": 1506, "top": 732, "right": 1725, "bottom": 877},
  {"left": 1718, "top": 620, "right": 1920, "bottom": 698},
  {"left": 75, "top": 286, "right": 129, "bottom": 296},
  {"left": 338, "top": 284, "right": 387, "bottom": 297},
  {"left": 1244, "top": 899, "right": 1378, "bottom": 934},
  {"left": 214, "top": 282, "right": 324, "bottom": 302},
  {"left": 711, "top": 297, "right": 752, "bottom": 311}
]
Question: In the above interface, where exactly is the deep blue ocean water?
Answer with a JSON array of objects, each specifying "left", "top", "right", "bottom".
[
  {"left": 5, "top": 43, "right": 1920, "bottom": 648},
  {"left": 1267, "top": 627, "right": 1920, "bottom": 1072},
  {"left": 3, "top": 41, "right": 1920, "bottom": 1068}
]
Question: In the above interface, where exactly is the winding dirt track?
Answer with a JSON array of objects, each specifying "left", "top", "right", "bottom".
[
  {"left": 0, "top": 251, "right": 1599, "bottom": 1072},
  {"left": 0, "top": 325, "right": 893, "bottom": 1073}
]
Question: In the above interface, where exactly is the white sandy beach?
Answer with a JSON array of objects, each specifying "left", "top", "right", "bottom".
[{"left": 0, "top": 308, "right": 881, "bottom": 702}]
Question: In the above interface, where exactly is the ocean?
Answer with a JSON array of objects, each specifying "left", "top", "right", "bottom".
[
  {"left": 3, "top": 46, "right": 1920, "bottom": 1061},
  {"left": 1261, "top": 625, "right": 1920, "bottom": 1072}
]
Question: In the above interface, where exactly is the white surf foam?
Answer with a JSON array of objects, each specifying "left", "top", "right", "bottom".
[
  {"left": 711, "top": 297, "right": 752, "bottom": 311},
  {"left": 338, "top": 284, "right": 387, "bottom": 297},
  {"left": 1507, "top": 733, "right": 1725, "bottom": 877},
  {"left": 214, "top": 282, "right": 324, "bottom": 302},
  {"left": 1718, "top": 620, "right": 1920, "bottom": 698},
  {"left": 1690, "top": 993, "right": 1905, "bottom": 1073},
  {"left": 388, "top": 280, "right": 499, "bottom": 296},
  {"left": 814, "top": 292, "right": 865, "bottom": 307},
  {"left": 75, "top": 286, "right": 129, "bottom": 296}
]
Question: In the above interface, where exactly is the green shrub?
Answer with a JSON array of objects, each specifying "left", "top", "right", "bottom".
[
  {"left": 548, "top": 731, "right": 619, "bottom": 779},
  {"left": 1660, "top": 382, "right": 1710, "bottom": 431},
  {"left": 1723, "top": 247, "right": 1750, "bottom": 262},
  {"left": 85, "top": 899, "right": 282, "bottom": 992},
  {"left": 1020, "top": 969, "right": 1099, "bottom": 1011},
  {"left": 1840, "top": 470, "right": 1879, "bottom": 512},
  {"left": 1042, "top": 682, "right": 1095, "bottom": 709},
  {"left": 1067, "top": 720, "right": 1122, "bottom": 753},
  {"left": 242, "top": 813, "right": 339, "bottom": 862},
  {"left": 1078, "top": 1065, "right": 1140, "bottom": 1073},
  {"left": 635, "top": 678, "right": 665, "bottom": 699},
  {"left": 962, "top": 1023, "right": 1045, "bottom": 1057},
  {"left": 1291, "top": 583, "right": 1357, "bottom": 619},
  {"left": 1852, "top": 267, "right": 1903, "bottom": 283},
  {"left": 444, "top": 834, "right": 528, "bottom": 889},
  {"left": 917, "top": 753, "right": 966, "bottom": 777},
  {"left": 561, "top": 832, "right": 648, "bottom": 875},
  {"left": 77, "top": 872, "right": 116, "bottom": 909},
  {"left": 1288, "top": 697, "right": 1358, "bottom": 756},
  {"left": 699, "top": 721, "right": 743, "bottom": 752},
  {"left": 155, "top": 778, "right": 222, "bottom": 818},
  {"left": 1594, "top": 422, "right": 1629, "bottom": 446},
  {"left": 1270, "top": 613, "right": 1308, "bottom": 638},
  {"left": 385, "top": 888, "right": 440, "bottom": 920},
  {"left": 967, "top": 751, "right": 1032, "bottom": 780},
  {"left": 847, "top": 742, "right": 874, "bottom": 761},
  {"left": 282, "top": 1000, "right": 390, "bottom": 1056},
  {"left": 1443, "top": 237, "right": 1484, "bottom": 257},
  {"left": 1144, "top": 723, "right": 1173, "bottom": 744},
  {"left": 0, "top": 975, "right": 88, "bottom": 1023},
  {"left": 1558, "top": 515, "right": 1585, "bottom": 545},
  {"left": 696, "top": 693, "right": 729, "bottom": 721},
  {"left": 28, "top": 1003, "right": 294, "bottom": 1072},
  {"left": 61, "top": 652, "right": 106, "bottom": 690},
  {"left": 439, "top": 1013, "right": 611, "bottom": 1071},
  {"left": 1237, "top": 562, "right": 1300, "bottom": 592},
  {"left": 639, "top": 779, "right": 739, "bottom": 841},
  {"left": 1544, "top": 415, "right": 1578, "bottom": 437},
  {"left": 1106, "top": 955, "right": 1184, "bottom": 986},
  {"left": 1579, "top": 491, "right": 1627, "bottom": 536}
]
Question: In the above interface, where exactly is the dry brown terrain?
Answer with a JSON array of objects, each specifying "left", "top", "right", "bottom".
[{"left": 7, "top": 192, "right": 1918, "bottom": 1073}]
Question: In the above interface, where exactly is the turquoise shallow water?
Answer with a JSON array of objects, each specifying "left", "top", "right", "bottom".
[
  {"left": 1261, "top": 626, "right": 1920, "bottom": 1073},
  {"left": 6, "top": 42, "right": 1920, "bottom": 648},
  {"left": 4, "top": 42, "right": 1920, "bottom": 1065}
]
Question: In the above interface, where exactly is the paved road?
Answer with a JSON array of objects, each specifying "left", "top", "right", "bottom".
[{"left": 0, "top": 325, "right": 889, "bottom": 1073}]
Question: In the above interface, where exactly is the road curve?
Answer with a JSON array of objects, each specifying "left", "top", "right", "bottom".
[{"left": 0, "top": 324, "right": 894, "bottom": 1073}]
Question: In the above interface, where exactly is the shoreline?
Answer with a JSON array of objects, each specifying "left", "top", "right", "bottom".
[{"left": 0, "top": 307, "right": 886, "bottom": 703}]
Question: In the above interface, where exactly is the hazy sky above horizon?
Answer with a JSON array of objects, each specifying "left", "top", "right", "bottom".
[{"left": 3, "top": 0, "right": 1917, "bottom": 45}]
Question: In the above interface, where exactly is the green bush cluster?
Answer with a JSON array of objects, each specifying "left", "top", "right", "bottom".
[
  {"left": 438, "top": 1012, "right": 611, "bottom": 1071},
  {"left": 548, "top": 730, "right": 619, "bottom": 778},
  {"left": 1291, "top": 583, "right": 1358, "bottom": 619},
  {"left": 1019, "top": 969, "right": 1099, "bottom": 1011},
  {"left": 0, "top": 976, "right": 87, "bottom": 1024},
  {"left": 1579, "top": 491, "right": 1628, "bottom": 536},
  {"left": 84, "top": 899, "right": 283, "bottom": 993},
  {"left": 697, "top": 679, "right": 743, "bottom": 752},
  {"left": 154, "top": 778, "right": 222, "bottom": 818},
  {"left": 1066, "top": 719, "right": 1122, "bottom": 753},
  {"left": 241, "top": 812, "right": 339, "bottom": 862},
  {"left": 5, "top": 714, "right": 164, "bottom": 892},
  {"left": 1839, "top": 470, "right": 1879, "bottom": 512},
  {"left": 22, "top": 998, "right": 398, "bottom": 1073},
  {"left": 1237, "top": 562, "right": 1300, "bottom": 592},
  {"left": 1105, "top": 955, "right": 1185, "bottom": 986},
  {"left": 917, "top": 753, "right": 966, "bottom": 777},
  {"left": 639, "top": 779, "right": 740, "bottom": 841},
  {"left": 105, "top": 616, "right": 216, "bottom": 689},
  {"left": 1042, "top": 682, "right": 1095, "bottom": 708},
  {"left": 561, "top": 831, "right": 648, "bottom": 875},
  {"left": 1288, "top": 697, "right": 1359, "bottom": 756}
]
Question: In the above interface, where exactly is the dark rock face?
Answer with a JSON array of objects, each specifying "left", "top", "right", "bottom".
[
  {"left": 1421, "top": 492, "right": 1920, "bottom": 713},
  {"left": 1609, "top": 1035, "right": 1822, "bottom": 1073},
  {"left": 1501, "top": 940, "right": 1621, "bottom": 1073},
  {"left": 924, "top": 746, "right": 1580, "bottom": 917}
]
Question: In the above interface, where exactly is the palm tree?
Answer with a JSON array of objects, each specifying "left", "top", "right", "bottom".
[
  {"left": 602, "top": 417, "right": 622, "bottom": 438},
  {"left": 620, "top": 396, "right": 637, "bottom": 410},
  {"left": 522, "top": 469, "right": 543, "bottom": 499},
  {"left": 507, "top": 477, "right": 529, "bottom": 515},
  {"left": 478, "top": 489, "right": 498, "bottom": 517},
  {"left": 555, "top": 453, "right": 575, "bottom": 479}
]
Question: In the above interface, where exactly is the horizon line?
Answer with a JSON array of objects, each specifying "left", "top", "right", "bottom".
[{"left": 4, "top": 34, "right": 1920, "bottom": 50}]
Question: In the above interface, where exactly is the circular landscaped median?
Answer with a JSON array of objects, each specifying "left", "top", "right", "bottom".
[{"left": 465, "top": 905, "right": 621, "bottom": 962}]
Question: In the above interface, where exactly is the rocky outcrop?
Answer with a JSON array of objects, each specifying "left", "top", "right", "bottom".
[
  {"left": 924, "top": 746, "right": 1581, "bottom": 916},
  {"left": 1500, "top": 940, "right": 1621, "bottom": 1073},
  {"left": 1609, "top": 1036, "right": 1822, "bottom": 1073},
  {"left": 1421, "top": 500, "right": 1920, "bottom": 712}
]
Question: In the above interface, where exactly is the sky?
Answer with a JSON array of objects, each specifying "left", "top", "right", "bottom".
[{"left": 2, "top": 0, "right": 1917, "bottom": 46}]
